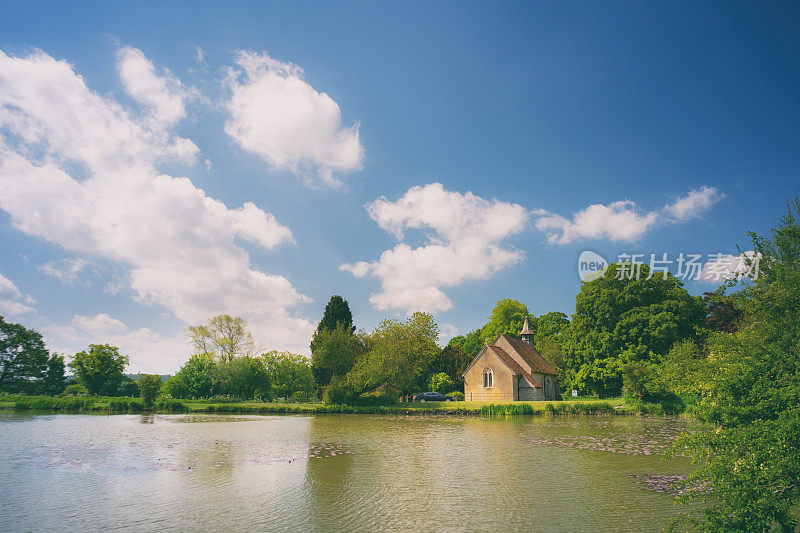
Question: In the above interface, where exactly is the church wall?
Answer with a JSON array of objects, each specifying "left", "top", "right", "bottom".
[{"left": 463, "top": 348, "right": 517, "bottom": 402}]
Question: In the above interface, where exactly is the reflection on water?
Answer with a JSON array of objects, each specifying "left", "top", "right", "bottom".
[{"left": 0, "top": 413, "right": 702, "bottom": 531}]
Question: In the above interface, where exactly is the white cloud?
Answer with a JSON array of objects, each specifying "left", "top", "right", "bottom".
[
  {"left": 0, "top": 273, "right": 35, "bottom": 315},
  {"left": 439, "top": 323, "right": 458, "bottom": 345},
  {"left": 46, "top": 314, "right": 190, "bottom": 374},
  {"left": 534, "top": 201, "right": 659, "bottom": 245},
  {"left": 224, "top": 50, "right": 363, "bottom": 186},
  {"left": 534, "top": 186, "right": 723, "bottom": 245},
  {"left": 0, "top": 48, "right": 314, "bottom": 362},
  {"left": 341, "top": 183, "right": 528, "bottom": 314},
  {"left": 699, "top": 251, "right": 760, "bottom": 283},
  {"left": 39, "top": 258, "right": 91, "bottom": 284},
  {"left": 664, "top": 186, "right": 724, "bottom": 221},
  {"left": 117, "top": 46, "right": 198, "bottom": 128}
]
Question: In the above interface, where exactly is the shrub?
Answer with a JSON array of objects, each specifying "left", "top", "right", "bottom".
[
  {"left": 155, "top": 397, "right": 185, "bottom": 412},
  {"left": 447, "top": 391, "right": 465, "bottom": 401},
  {"left": 427, "top": 372, "right": 455, "bottom": 394},
  {"left": 108, "top": 399, "right": 129, "bottom": 412},
  {"left": 63, "top": 383, "right": 89, "bottom": 396},
  {"left": 322, "top": 375, "right": 358, "bottom": 404}
]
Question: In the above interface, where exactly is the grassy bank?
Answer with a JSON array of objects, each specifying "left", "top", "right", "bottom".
[{"left": 0, "top": 394, "right": 637, "bottom": 416}]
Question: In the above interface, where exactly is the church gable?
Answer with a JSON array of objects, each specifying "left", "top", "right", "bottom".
[{"left": 495, "top": 334, "right": 559, "bottom": 376}]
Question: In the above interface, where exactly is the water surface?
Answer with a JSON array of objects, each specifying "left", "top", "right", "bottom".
[{"left": 0, "top": 413, "right": 701, "bottom": 531}]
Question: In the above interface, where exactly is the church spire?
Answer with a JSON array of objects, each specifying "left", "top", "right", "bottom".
[{"left": 521, "top": 315, "right": 534, "bottom": 346}]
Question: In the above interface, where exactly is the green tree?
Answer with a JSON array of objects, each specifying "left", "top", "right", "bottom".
[
  {"left": 448, "top": 328, "right": 484, "bottom": 358},
  {"left": 0, "top": 316, "right": 49, "bottom": 392},
  {"left": 137, "top": 374, "right": 162, "bottom": 408},
  {"left": 68, "top": 344, "right": 129, "bottom": 396},
  {"left": 315, "top": 295, "right": 355, "bottom": 336},
  {"left": 427, "top": 372, "right": 455, "bottom": 394},
  {"left": 165, "top": 353, "right": 216, "bottom": 399},
  {"left": 213, "top": 356, "right": 270, "bottom": 400},
  {"left": 568, "top": 263, "right": 705, "bottom": 396},
  {"left": 674, "top": 198, "right": 800, "bottom": 531},
  {"left": 530, "top": 311, "right": 570, "bottom": 351},
  {"left": 430, "top": 344, "right": 471, "bottom": 391},
  {"left": 311, "top": 323, "right": 365, "bottom": 387},
  {"left": 39, "top": 353, "right": 67, "bottom": 395},
  {"left": 702, "top": 289, "right": 743, "bottom": 333},
  {"left": 348, "top": 312, "right": 440, "bottom": 397},
  {"left": 187, "top": 315, "right": 255, "bottom": 363},
  {"left": 481, "top": 299, "right": 529, "bottom": 342},
  {"left": 117, "top": 377, "right": 140, "bottom": 397},
  {"left": 261, "top": 351, "right": 315, "bottom": 401}
]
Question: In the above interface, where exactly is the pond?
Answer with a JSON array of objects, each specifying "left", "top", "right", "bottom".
[{"left": 0, "top": 413, "right": 703, "bottom": 531}]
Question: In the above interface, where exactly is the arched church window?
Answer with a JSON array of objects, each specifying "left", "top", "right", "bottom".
[{"left": 483, "top": 368, "right": 493, "bottom": 388}]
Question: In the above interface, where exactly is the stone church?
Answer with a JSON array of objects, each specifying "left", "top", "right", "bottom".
[{"left": 463, "top": 316, "right": 560, "bottom": 401}]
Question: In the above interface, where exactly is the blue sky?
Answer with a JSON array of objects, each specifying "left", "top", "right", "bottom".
[{"left": 0, "top": 1, "right": 798, "bottom": 372}]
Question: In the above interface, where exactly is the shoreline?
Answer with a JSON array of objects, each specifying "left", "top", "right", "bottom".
[{"left": 1, "top": 395, "right": 645, "bottom": 416}]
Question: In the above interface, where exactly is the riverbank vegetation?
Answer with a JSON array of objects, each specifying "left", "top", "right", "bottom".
[{"left": 1, "top": 393, "right": 625, "bottom": 416}]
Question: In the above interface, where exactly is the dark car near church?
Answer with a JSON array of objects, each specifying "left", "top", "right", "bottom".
[{"left": 411, "top": 392, "right": 455, "bottom": 402}]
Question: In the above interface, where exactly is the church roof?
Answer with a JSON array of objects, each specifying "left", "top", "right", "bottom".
[
  {"left": 487, "top": 345, "right": 542, "bottom": 388},
  {"left": 500, "top": 334, "right": 559, "bottom": 376},
  {"left": 520, "top": 315, "right": 534, "bottom": 335}
]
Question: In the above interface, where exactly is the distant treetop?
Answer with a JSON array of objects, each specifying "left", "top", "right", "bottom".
[{"left": 317, "top": 295, "right": 355, "bottom": 335}]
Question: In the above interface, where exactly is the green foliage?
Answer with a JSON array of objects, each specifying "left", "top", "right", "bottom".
[
  {"left": 481, "top": 299, "right": 529, "bottom": 342},
  {"left": 154, "top": 397, "right": 185, "bottom": 412},
  {"left": 39, "top": 353, "right": 66, "bottom": 395},
  {"left": 480, "top": 402, "right": 616, "bottom": 416},
  {"left": 63, "top": 383, "right": 89, "bottom": 396},
  {"left": 310, "top": 323, "right": 365, "bottom": 388},
  {"left": 261, "top": 351, "right": 315, "bottom": 401},
  {"left": 117, "top": 377, "right": 140, "bottom": 397},
  {"left": 447, "top": 391, "right": 465, "bottom": 401},
  {"left": 165, "top": 353, "right": 215, "bottom": 399},
  {"left": 568, "top": 263, "right": 705, "bottom": 397},
  {"left": 137, "top": 374, "right": 162, "bottom": 408},
  {"left": 672, "top": 198, "right": 800, "bottom": 531},
  {"left": 429, "top": 344, "right": 471, "bottom": 390},
  {"left": 322, "top": 374, "right": 358, "bottom": 404},
  {"left": 213, "top": 356, "right": 270, "bottom": 400},
  {"left": 530, "top": 311, "right": 570, "bottom": 351},
  {"left": 448, "top": 328, "right": 484, "bottom": 358},
  {"left": 426, "top": 372, "right": 455, "bottom": 394},
  {"left": 0, "top": 316, "right": 49, "bottom": 392},
  {"left": 573, "top": 357, "right": 624, "bottom": 398},
  {"left": 187, "top": 315, "right": 255, "bottom": 363},
  {"left": 108, "top": 398, "right": 129, "bottom": 412},
  {"left": 348, "top": 312, "right": 440, "bottom": 397},
  {"left": 314, "top": 295, "right": 355, "bottom": 337},
  {"left": 14, "top": 395, "right": 96, "bottom": 411},
  {"left": 702, "top": 288, "right": 743, "bottom": 333},
  {"left": 68, "top": 344, "right": 129, "bottom": 396}
]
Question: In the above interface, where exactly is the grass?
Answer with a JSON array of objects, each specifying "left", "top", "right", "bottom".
[{"left": 0, "top": 394, "right": 634, "bottom": 416}]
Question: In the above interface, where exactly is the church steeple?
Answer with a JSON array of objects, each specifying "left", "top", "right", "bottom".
[{"left": 521, "top": 315, "right": 534, "bottom": 346}]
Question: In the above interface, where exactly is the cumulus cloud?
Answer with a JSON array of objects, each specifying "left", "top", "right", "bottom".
[
  {"left": 0, "top": 273, "right": 35, "bottom": 315},
  {"left": 664, "top": 186, "right": 725, "bottom": 222},
  {"left": 699, "top": 251, "right": 761, "bottom": 283},
  {"left": 224, "top": 50, "right": 363, "bottom": 186},
  {"left": 39, "top": 258, "right": 92, "bottom": 285},
  {"left": 0, "top": 48, "right": 314, "bottom": 360},
  {"left": 534, "top": 201, "right": 659, "bottom": 245},
  {"left": 46, "top": 314, "right": 189, "bottom": 374},
  {"left": 117, "top": 46, "right": 198, "bottom": 129},
  {"left": 341, "top": 183, "right": 528, "bottom": 314},
  {"left": 534, "top": 186, "right": 723, "bottom": 245},
  {"left": 439, "top": 323, "right": 459, "bottom": 345}
]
